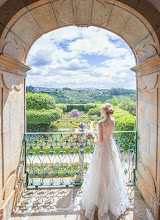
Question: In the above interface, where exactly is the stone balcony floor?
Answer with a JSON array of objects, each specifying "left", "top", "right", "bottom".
[{"left": 11, "top": 185, "right": 155, "bottom": 220}]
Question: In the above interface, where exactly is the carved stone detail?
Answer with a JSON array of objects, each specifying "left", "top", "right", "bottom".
[
  {"left": 138, "top": 73, "right": 158, "bottom": 93},
  {"left": 0, "top": 54, "right": 29, "bottom": 91},
  {"left": 91, "top": 0, "right": 114, "bottom": 27},
  {"left": 131, "top": 55, "right": 160, "bottom": 92},
  {"left": 1, "top": 159, "right": 25, "bottom": 215},
  {"left": 1, "top": 32, "right": 27, "bottom": 62},
  {"left": 135, "top": 35, "right": 158, "bottom": 64},
  {"left": 131, "top": 54, "right": 160, "bottom": 75},
  {"left": 2, "top": 73, "right": 24, "bottom": 91},
  {"left": 73, "top": 0, "right": 93, "bottom": 26},
  {"left": 0, "top": 54, "right": 30, "bottom": 74},
  {"left": 51, "top": 0, "right": 75, "bottom": 26},
  {"left": 2, "top": 170, "right": 16, "bottom": 201},
  {"left": 0, "top": 0, "right": 159, "bottom": 66}
]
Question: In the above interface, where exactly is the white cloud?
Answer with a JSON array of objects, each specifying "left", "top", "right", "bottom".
[
  {"left": 68, "top": 27, "right": 130, "bottom": 57},
  {"left": 117, "top": 72, "right": 128, "bottom": 78},
  {"left": 49, "top": 26, "right": 81, "bottom": 43},
  {"left": 26, "top": 26, "right": 136, "bottom": 89},
  {"left": 101, "top": 55, "right": 135, "bottom": 68}
]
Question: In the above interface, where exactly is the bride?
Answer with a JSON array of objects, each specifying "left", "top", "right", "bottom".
[{"left": 81, "top": 103, "right": 130, "bottom": 220}]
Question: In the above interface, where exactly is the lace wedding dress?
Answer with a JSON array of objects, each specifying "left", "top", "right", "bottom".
[{"left": 81, "top": 120, "right": 130, "bottom": 220}]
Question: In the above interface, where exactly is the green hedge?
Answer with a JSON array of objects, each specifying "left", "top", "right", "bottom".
[
  {"left": 27, "top": 109, "right": 61, "bottom": 131},
  {"left": 118, "top": 99, "right": 136, "bottom": 116},
  {"left": 113, "top": 107, "right": 136, "bottom": 150},
  {"left": 114, "top": 107, "right": 136, "bottom": 131},
  {"left": 67, "top": 104, "right": 85, "bottom": 112},
  {"left": 88, "top": 106, "right": 101, "bottom": 117},
  {"left": 54, "top": 103, "right": 101, "bottom": 113},
  {"left": 56, "top": 104, "right": 67, "bottom": 112},
  {"left": 26, "top": 93, "right": 56, "bottom": 110},
  {"left": 27, "top": 124, "right": 50, "bottom": 132},
  {"left": 55, "top": 107, "right": 63, "bottom": 117},
  {"left": 27, "top": 109, "right": 61, "bottom": 124},
  {"left": 84, "top": 103, "right": 97, "bottom": 112}
]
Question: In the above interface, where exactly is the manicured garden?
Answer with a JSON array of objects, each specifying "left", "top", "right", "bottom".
[
  {"left": 26, "top": 93, "right": 136, "bottom": 132},
  {"left": 25, "top": 92, "right": 137, "bottom": 183}
]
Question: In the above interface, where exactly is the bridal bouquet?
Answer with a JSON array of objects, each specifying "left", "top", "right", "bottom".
[{"left": 85, "top": 130, "right": 97, "bottom": 139}]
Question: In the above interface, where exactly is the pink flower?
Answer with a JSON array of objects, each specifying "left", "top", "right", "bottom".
[{"left": 85, "top": 130, "right": 97, "bottom": 139}]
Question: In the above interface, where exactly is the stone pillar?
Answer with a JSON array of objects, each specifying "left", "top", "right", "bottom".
[
  {"left": 0, "top": 54, "right": 30, "bottom": 215},
  {"left": 132, "top": 55, "right": 160, "bottom": 219}
]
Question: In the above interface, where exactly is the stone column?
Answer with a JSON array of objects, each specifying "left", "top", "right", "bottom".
[
  {"left": 0, "top": 54, "right": 30, "bottom": 215},
  {"left": 132, "top": 55, "right": 160, "bottom": 219}
]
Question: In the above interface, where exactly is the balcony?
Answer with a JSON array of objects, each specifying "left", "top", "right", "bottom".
[
  {"left": 0, "top": 131, "right": 155, "bottom": 219},
  {"left": 0, "top": 131, "right": 152, "bottom": 220}
]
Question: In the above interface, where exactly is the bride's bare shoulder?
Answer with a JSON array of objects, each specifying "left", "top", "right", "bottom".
[
  {"left": 111, "top": 117, "right": 115, "bottom": 123},
  {"left": 97, "top": 120, "right": 103, "bottom": 125}
]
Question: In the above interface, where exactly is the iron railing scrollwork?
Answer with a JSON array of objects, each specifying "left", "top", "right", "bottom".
[{"left": 23, "top": 131, "right": 138, "bottom": 187}]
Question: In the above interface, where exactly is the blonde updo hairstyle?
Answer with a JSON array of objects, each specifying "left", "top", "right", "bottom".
[{"left": 101, "top": 103, "right": 114, "bottom": 116}]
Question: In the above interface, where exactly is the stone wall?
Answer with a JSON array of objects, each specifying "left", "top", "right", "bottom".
[
  {"left": 0, "top": 54, "right": 29, "bottom": 219},
  {"left": 132, "top": 55, "right": 160, "bottom": 219},
  {"left": 0, "top": 72, "right": 2, "bottom": 207}
]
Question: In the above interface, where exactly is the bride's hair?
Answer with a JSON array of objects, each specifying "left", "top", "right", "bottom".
[{"left": 101, "top": 103, "right": 114, "bottom": 116}]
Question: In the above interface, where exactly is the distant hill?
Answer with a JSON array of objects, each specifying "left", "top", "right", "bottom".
[{"left": 26, "top": 86, "right": 136, "bottom": 104}]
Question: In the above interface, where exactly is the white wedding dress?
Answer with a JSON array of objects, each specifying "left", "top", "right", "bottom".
[{"left": 81, "top": 120, "right": 130, "bottom": 220}]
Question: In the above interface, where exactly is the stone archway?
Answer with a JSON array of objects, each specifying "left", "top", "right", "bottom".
[
  {"left": 0, "top": 0, "right": 160, "bottom": 64},
  {"left": 0, "top": 0, "right": 160, "bottom": 219}
]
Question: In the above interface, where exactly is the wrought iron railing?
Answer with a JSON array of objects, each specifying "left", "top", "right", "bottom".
[{"left": 24, "top": 131, "right": 137, "bottom": 187}]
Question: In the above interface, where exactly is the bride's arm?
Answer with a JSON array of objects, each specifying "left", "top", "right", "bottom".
[{"left": 92, "top": 121, "right": 103, "bottom": 145}]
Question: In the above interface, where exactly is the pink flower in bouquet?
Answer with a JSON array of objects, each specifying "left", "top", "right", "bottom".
[{"left": 85, "top": 130, "right": 97, "bottom": 139}]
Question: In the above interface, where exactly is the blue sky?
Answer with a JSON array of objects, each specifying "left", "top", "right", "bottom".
[{"left": 26, "top": 26, "right": 136, "bottom": 89}]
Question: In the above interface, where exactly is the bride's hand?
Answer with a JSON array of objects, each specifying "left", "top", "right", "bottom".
[{"left": 92, "top": 141, "right": 95, "bottom": 145}]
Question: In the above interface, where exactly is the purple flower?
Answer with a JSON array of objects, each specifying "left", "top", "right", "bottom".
[{"left": 70, "top": 110, "right": 79, "bottom": 118}]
